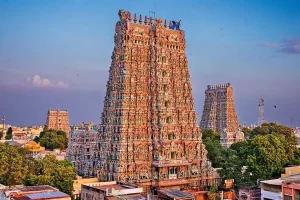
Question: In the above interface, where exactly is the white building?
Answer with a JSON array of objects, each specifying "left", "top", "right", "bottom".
[{"left": 261, "top": 179, "right": 282, "bottom": 200}]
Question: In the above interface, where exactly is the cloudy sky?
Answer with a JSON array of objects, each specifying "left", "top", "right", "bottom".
[{"left": 0, "top": 0, "right": 300, "bottom": 126}]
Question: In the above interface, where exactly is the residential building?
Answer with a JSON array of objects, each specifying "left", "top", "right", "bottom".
[
  {"left": 72, "top": 177, "right": 99, "bottom": 199},
  {"left": 81, "top": 181, "right": 145, "bottom": 200},
  {"left": 158, "top": 189, "right": 195, "bottom": 200},
  {"left": 0, "top": 185, "right": 70, "bottom": 200}
]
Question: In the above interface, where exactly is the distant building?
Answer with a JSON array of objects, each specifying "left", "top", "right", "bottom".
[
  {"left": 72, "top": 177, "right": 99, "bottom": 199},
  {"left": 80, "top": 181, "right": 145, "bottom": 200},
  {"left": 24, "top": 141, "right": 45, "bottom": 154},
  {"left": 158, "top": 189, "right": 195, "bottom": 200},
  {"left": 66, "top": 122, "right": 97, "bottom": 177},
  {"left": 46, "top": 109, "right": 71, "bottom": 137},
  {"left": 220, "top": 128, "right": 245, "bottom": 148},
  {"left": 282, "top": 182, "right": 300, "bottom": 200},
  {"left": 200, "top": 83, "right": 244, "bottom": 148},
  {"left": 260, "top": 166, "right": 300, "bottom": 200},
  {"left": 0, "top": 185, "right": 70, "bottom": 200}
]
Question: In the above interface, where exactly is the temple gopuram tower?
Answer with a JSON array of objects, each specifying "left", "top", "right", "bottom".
[
  {"left": 66, "top": 122, "right": 97, "bottom": 177},
  {"left": 200, "top": 83, "right": 244, "bottom": 147},
  {"left": 95, "top": 10, "right": 214, "bottom": 193},
  {"left": 46, "top": 109, "right": 71, "bottom": 137}
]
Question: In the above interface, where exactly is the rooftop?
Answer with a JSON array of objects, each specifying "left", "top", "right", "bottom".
[
  {"left": 261, "top": 179, "right": 282, "bottom": 186},
  {"left": 159, "top": 189, "right": 194, "bottom": 199},
  {"left": 83, "top": 182, "right": 143, "bottom": 196},
  {"left": 106, "top": 194, "right": 146, "bottom": 200},
  {"left": 3, "top": 185, "right": 57, "bottom": 193},
  {"left": 13, "top": 191, "right": 69, "bottom": 200}
]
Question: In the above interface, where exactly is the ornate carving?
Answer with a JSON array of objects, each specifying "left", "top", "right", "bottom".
[
  {"left": 93, "top": 9, "right": 214, "bottom": 191},
  {"left": 200, "top": 83, "right": 244, "bottom": 147}
]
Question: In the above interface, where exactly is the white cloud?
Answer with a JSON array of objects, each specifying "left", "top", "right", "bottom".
[
  {"left": 57, "top": 81, "right": 69, "bottom": 89},
  {"left": 26, "top": 74, "right": 69, "bottom": 89},
  {"left": 32, "top": 75, "right": 51, "bottom": 87}
]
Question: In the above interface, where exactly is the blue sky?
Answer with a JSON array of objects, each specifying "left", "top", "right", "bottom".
[{"left": 0, "top": 0, "right": 300, "bottom": 126}]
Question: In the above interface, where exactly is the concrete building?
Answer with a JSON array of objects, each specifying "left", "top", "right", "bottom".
[
  {"left": 81, "top": 181, "right": 145, "bottom": 200},
  {"left": 260, "top": 166, "right": 300, "bottom": 200},
  {"left": 282, "top": 182, "right": 300, "bottom": 200},
  {"left": 72, "top": 177, "right": 99, "bottom": 199},
  {"left": 158, "top": 189, "right": 195, "bottom": 200},
  {"left": 0, "top": 185, "right": 70, "bottom": 200},
  {"left": 261, "top": 179, "right": 282, "bottom": 200}
]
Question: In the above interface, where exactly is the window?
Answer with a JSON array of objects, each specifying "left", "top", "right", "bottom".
[
  {"left": 162, "top": 70, "right": 167, "bottom": 77},
  {"left": 169, "top": 167, "right": 177, "bottom": 174},
  {"left": 168, "top": 133, "right": 175, "bottom": 140},
  {"left": 163, "top": 84, "right": 167, "bottom": 92},
  {"left": 171, "top": 152, "right": 176, "bottom": 159},
  {"left": 284, "top": 195, "right": 292, "bottom": 200},
  {"left": 167, "top": 117, "right": 171, "bottom": 124},
  {"left": 165, "top": 101, "right": 169, "bottom": 107},
  {"left": 162, "top": 56, "right": 166, "bottom": 63}
]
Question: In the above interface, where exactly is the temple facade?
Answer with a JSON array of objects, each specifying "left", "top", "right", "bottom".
[
  {"left": 94, "top": 10, "right": 214, "bottom": 193},
  {"left": 200, "top": 83, "right": 244, "bottom": 147},
  {"left": 46, "top": 109, "right": 71, "bottom": 137},
  {"left": 66, "top": 122, "right": 97, "bottom": 177}
]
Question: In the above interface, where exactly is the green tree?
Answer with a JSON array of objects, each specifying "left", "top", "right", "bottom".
[
  {"left": 0, "top": 131, "right": 3, "bottom": 139},
  {"left": 202, "top": 129, "right": 224, "bottom": 168},
  {"left": 250, "top": 122, "right": 297, "bottom": 144},
  {"left": 245, "top": 134, "right": 296, "bottom": 181},
  {"left": 5, "top": 127, "right": 13, "bottom": 140},
  {"left": 241, "top": 127, "right": 251, "bottom": 139},
  {"left": 24, "top": 155, "right": 76, "bottom": 196},
  {"left": 0, "top": 143, "right": 28, "bottom": 185},
  {"left": 39, "top": 130, "right": 68, "bottom": 150}
]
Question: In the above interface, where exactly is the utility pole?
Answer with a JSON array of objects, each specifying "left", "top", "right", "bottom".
[
  {"left": 1, "top": 116, "right": 5, "bottom": 130},
  {"left": 258, "top": 98, "right": 264, "bottom": 126}
]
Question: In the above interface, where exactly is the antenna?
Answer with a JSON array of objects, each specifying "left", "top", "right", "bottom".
[
  {"left": 149, "top": 4, "right": 156, "bottom": 19},
  {"left": 149, "top": 11, "right": 156, "bottom": 19},
  {"left": 258, "top": 98, "right": 264, "bottom": 126}
]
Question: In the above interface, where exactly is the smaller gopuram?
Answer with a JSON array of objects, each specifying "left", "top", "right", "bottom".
[
  {"left": 200, "top": 83, "right": 244, "bottom": 148},
  {"left": 66, "top": 122, "right": 97, "bottom": 177},
  {"left": 46, "top": 109, "right": 71, "bottom": 137}
]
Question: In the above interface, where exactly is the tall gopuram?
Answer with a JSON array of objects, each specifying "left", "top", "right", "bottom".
[
  {"left": 46, "top": 109, "right": 71, "bottom": 137},
  {"left": 95, "top": 10, "right": 214, "bottom": 193},
  {"left": 199, "top": 83, "right": 244, "bottom": 147},
  {"left": 66, "top": 122, "right": 97, "bottom": 177}
]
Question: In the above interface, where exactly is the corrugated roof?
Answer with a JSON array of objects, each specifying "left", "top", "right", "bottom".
[
  {"left": 159, "top": 189, "right": 194, "bottom": 199},
  {"left": 260, "top": 179, "right": 282, "bottom": 186},
  {"left": 25, "top": 191, "right": 69, "bottom": 199},
  {"left": 106, "top": 194, "right": 146, "bottom": 200}
]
